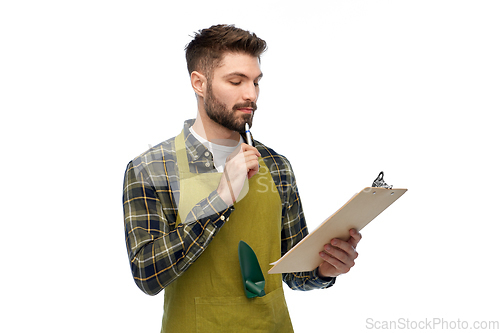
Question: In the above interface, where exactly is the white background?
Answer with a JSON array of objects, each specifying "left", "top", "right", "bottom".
[{"left": 1, "top": 1, "right": 499, "bottom": 332}]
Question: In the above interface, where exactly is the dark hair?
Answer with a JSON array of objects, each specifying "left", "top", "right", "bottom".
[{"left": 185, "top": 24, "right": 267, "bottom": 78}]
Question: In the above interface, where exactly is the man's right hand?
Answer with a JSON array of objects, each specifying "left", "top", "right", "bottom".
[{"left": 217, "top": 143, "right": 260, "bottom": 206}]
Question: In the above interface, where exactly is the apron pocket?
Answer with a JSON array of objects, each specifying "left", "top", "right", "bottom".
[{"left": 194, "top": 287, "right": 293, "bottom": 333}]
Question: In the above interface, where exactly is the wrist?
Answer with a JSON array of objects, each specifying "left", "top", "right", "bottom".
[
  {"left": 316, "top": 266, "right": 335, "bottom": 280},
  {"left": 218, "top": 169, "right": 237, "bottom": 205},
  {"left": 217, "top": 188, "right": 234, "bottom": 206}
]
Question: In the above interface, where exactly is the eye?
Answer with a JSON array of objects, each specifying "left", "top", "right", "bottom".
[
  {"left": 230, "top": 81, "right": 241, "bottom": 86},
  {"left": 254, "top": 82, "right": 259, "bottom": 87}
]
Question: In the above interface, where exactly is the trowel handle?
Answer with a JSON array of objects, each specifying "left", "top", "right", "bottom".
[{"left": 245, "top": 280, "right": 265, "bottom": 297}]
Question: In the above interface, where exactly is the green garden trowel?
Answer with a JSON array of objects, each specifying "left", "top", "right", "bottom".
[{"left": 238, "top": 240, "right": 266, "bottom": 298}]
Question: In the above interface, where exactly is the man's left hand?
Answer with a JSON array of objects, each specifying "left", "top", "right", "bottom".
[{"left": 317, "top": 229, "right": 362, "bottom": 279}]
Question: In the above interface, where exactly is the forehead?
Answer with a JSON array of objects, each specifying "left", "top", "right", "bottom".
[{"left": 213, "top": 52, "right": 262, "bottom": 78}]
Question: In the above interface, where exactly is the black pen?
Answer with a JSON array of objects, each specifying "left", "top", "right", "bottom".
[{"left": 245, "top": 123, "right": 253, "bottom": 146}]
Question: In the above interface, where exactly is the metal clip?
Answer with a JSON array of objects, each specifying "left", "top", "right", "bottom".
[{"left": 372, "top": 171, "right": 393, "bottom": 189}]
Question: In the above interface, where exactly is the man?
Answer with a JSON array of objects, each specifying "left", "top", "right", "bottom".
[{"left": 123, "top": 24, "right": 361, "bottom": 332}]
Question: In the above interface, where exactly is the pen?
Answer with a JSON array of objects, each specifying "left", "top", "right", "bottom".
[{"left": 245, "top": 123, "right": 253, "bottom": 147}]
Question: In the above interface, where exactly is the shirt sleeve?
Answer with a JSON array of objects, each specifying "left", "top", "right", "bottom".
[
  {"left": 278, "top": 157, "right": 336, "bottom": 291},
  {"left": 123, "top": 160, "right": 234, "bottom": 295}
]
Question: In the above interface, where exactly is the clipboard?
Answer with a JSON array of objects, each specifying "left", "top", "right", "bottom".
[{"left": 268, "top": 186, "right": 407, "bottom": 274}]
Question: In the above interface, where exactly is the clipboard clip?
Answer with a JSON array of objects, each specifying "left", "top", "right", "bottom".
[{"left": 372, "top": 171, "right": 393, "bottom": 189}]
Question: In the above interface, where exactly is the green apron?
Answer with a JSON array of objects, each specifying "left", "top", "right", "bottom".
[{"left": 160, "top": 131, "right": 293, "bottom": 332}]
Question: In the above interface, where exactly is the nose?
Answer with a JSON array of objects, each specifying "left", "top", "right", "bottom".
[{"left": 243, "top": 82, "right": 258, "bottom": 102}]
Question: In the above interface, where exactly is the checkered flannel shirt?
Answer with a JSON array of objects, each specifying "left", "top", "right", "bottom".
[{"left": 123, "top": 119, "right": 335, "bottom": 295}]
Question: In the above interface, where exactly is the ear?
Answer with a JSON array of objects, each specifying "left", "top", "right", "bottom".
[{"left": 191, "top": 71, "right": 207, "bottom": 98}]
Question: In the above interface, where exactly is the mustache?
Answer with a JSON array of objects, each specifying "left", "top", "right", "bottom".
[{"left": 232, "top": 101, "right": 257, "bottom": 112}]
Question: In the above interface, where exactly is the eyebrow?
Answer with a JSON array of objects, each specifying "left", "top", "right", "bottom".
[{"left": 223, "top": 72, "right": 263, "bottom": 80}]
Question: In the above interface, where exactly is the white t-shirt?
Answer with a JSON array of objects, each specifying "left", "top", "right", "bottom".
[{"left": 189, "top": 126, "right": 243, "bottom": 172}]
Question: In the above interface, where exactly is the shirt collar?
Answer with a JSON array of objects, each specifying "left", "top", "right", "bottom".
[{"left": 183, "top": 119, "right": 207, "bottom": 163}]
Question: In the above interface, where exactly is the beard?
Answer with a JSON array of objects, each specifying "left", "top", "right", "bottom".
[{"left": 204, "top": 82, "right": 257, "bottom": 133}]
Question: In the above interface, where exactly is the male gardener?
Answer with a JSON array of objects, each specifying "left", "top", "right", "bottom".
[{"left": 123, "top": 24, "right": 361, "bottom": 332}]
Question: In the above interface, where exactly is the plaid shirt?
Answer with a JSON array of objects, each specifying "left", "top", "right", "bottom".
[{"left": 123, "top": 119, "right": 335, "bottom": 296}]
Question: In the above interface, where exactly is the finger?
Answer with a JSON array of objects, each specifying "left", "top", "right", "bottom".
[
  {"left": 226, "top": 144, "right": 259, "bottom": 164},
  {"left": 226, "top": 150, "right": 258, "bottom": 169},
  {"left": 246, "top": 158, "right": 260, "bottom": 179},
  {"left": 243, "top": 150, "right": 261, "bottom": 159},
  {"left": 323, "top": 243, "right": 355, "bottom": 266},
  {"left": 243, "top": 151, "right": 259, "bottom": 174},
  {"left": 319, "top": 252, "right": 351, "bottom": 275},
  {"left": 247, "top": 165, "right": 259, "bottom": 178},
  {"left": 244, "top": 152, "right": 259, "bottom": 162},
  {"left": 348, "top": 229, "right": 362, "bottom": 248},
  {"left": 244, "top": 152, "right": 260, "bottom": 166},
  {"left": 241, "top": 143, "right": 261, "bottom": 157},
  {"left": 329, "top": 239, "right": 358, "bottom": 261}
]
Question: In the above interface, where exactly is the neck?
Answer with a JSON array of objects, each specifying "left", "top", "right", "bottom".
[{"left": 192, "top": 108, "right": 241, "bottom": 147}]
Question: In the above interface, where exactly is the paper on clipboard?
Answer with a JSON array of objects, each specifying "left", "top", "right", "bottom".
[{"left": 268, "top": 187, "right": 407, "bottom": 274}]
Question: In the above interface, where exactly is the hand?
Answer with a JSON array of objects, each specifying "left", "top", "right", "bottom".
[
  {"left": 217, "top": 143, "right": 260, "bottom": 205},
  {"left": 317, "top": 229, "right": 362, "bottom": 278}
]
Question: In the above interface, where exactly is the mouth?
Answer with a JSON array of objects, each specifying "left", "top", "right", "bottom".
[{"left": 237, "top": 108, "right": 253, "bottom": 114}]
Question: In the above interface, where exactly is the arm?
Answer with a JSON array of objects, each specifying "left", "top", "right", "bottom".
[{"left": 123, "top": 160, "right": 232, "bottom": 295}]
